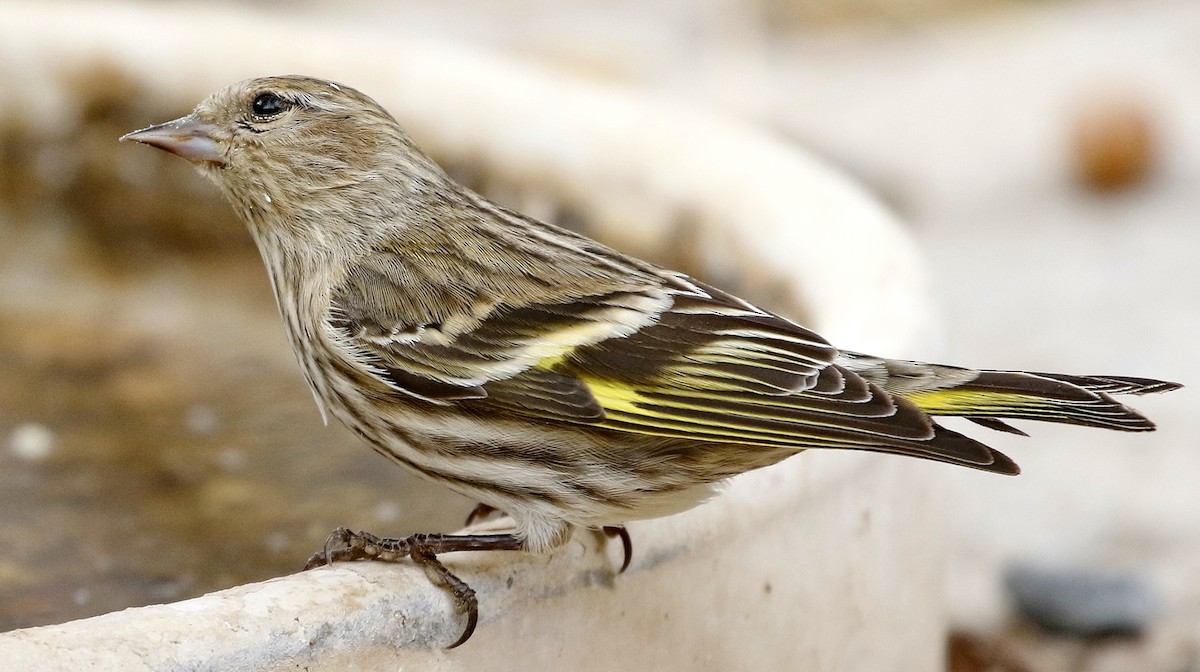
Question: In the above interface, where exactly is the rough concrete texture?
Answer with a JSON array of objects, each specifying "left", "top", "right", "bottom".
[{"left": 0, "top": 455, "right": 946, "bottom": 671}]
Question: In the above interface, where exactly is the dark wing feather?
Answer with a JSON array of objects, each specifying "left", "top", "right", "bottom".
[
  {"left": 483, "top": 368, "right": 605, "bottom": 421},
  {"left": 330, "top": 251, "right": 674, "bottom": 402},
  {"left": 541, "top": 280, "right": 1013, "bottom": 473},
  {"left": 573, "top": 286, "right": 837, "bottom": 395},
  {"left": 333, "top": 260, "right": 1015, "bottom": 474}
]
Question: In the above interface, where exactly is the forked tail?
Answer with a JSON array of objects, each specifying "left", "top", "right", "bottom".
[{"left": 899, "top": 370, "right": 1181, "bottom": 435}]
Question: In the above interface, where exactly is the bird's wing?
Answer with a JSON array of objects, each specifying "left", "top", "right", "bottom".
[
  {"left": 330, "top": 251, "right": 677, "bottom": 409},
  {"left": 331, "top": 259, "right": 833, "bottom": 409},
  {"left": 548, "top": 281, "right": 1008, "bottom": 470},
  {"left": 332, "top": 264, "right": 1009, "bottom": 472}
]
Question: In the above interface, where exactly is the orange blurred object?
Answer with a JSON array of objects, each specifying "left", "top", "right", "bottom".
[{"left": 1072, "top": 97, "right": 1158, "bottom": 192}]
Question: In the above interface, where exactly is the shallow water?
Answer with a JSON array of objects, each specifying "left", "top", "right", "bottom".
[{"left": 0, "top": 216, "right": 474, "bottom": 630}]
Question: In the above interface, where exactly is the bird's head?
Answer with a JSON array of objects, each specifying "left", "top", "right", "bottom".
[{"left": 121, "top": 75, "right": 445, "bottom": 250}]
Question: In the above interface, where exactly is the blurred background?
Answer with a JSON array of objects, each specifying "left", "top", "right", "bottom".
[{"left": 0, "top": 1, "right": 1196, "bottom": 670}]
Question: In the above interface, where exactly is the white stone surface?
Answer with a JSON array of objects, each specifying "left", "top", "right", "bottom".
[{"left": 0, "top": 455, "right": 945, "bottom": 671}]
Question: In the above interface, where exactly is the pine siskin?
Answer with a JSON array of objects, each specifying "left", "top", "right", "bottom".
[{"left": 122, "top": 75, "right": 1180, "bottom": 647}]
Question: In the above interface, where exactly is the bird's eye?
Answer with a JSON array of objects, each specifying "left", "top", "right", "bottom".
[{"left": 251, "top": 92, "right": 290, "bottom": 118}]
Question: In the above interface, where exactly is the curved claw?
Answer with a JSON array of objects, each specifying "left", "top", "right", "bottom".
[
  {"left": 411, "top": 547, "right": 479, "bottom": 649},
  {"left": 302, "top": 552, "right": 327, "bottom": 571},
  {"left": 602, "top": 526, "right": 633, "bottom": 573},
  {"left": 302, "top": 526, "right": 353, "bottom": 570},
  {"left": 464, "top": 503, "right": 499, "bottom": 527},
  {"left": 447, "top": 599, "right": 479, "bottom": 650}
]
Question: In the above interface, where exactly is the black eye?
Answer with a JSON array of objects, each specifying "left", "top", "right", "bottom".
[{"left": 251, "top": 92, "right": 290, "bottom": 118}]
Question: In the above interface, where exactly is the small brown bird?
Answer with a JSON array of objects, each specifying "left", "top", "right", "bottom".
[{"left": 122, "top": 75, "right": 1179, "bottom": 647}]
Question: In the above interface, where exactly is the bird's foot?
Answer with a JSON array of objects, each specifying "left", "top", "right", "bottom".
[{"left": 304, "top": 527, "right": 523, "bottom": 648}]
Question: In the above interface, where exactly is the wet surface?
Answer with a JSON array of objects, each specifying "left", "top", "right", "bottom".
[
  {"left": 0, "top": 208, "right": 475, "bottom": 630},
  {"left": 0, "top": 244, "right": 479, "bottom": 629}
]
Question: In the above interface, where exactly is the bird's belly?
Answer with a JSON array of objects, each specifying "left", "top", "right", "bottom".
[{"left": 325, "top": 397, "right": 719, "bottom": 544}]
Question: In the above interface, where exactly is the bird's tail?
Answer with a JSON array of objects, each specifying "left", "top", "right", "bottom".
[{"left": 899, "top": 370, "right": 1181, "bottom": 435}]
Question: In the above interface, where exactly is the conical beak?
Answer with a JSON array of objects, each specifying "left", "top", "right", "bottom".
[{"left": 120, "top": 115, "right": 226, "bottom": 166}]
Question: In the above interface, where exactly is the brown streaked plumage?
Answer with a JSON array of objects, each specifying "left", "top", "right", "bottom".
[{"left": 122, "top": 75, "right": 1180, "bottom": 647}]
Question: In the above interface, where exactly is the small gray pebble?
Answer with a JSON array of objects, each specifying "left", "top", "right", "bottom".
[{"left": 1004, "top": 563, "right": 1159, "bottom": 637}]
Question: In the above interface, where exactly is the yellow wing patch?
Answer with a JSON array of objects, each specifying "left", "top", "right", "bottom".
[
  {"left": 577, "top": 373, "right": 924, "bottom": 450},
  {"left": 903, "top": 389, "right": 1052, "bottom": 415}
]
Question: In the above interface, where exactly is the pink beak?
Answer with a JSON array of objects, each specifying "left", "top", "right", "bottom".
[{"left": 120, "top": 115, "right": 226, "bottom": 166}]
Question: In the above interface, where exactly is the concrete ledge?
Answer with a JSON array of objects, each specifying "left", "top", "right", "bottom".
[
  {"left": 0, "top": 3, "right": 944, "bottom": 669},
  {"left": 0, "top": 455, "right": 944, "bottom": 670}
]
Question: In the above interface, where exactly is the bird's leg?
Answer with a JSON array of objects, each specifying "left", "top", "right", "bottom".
[
  {"left": 601, "top": 525, "right": 633, "bottom": 573},
  {"left": 464, "top": 506, "right": 631, "bottom": 572},
  {"left": 303, "top": 528, "right": 524, "bottom": 648}
]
